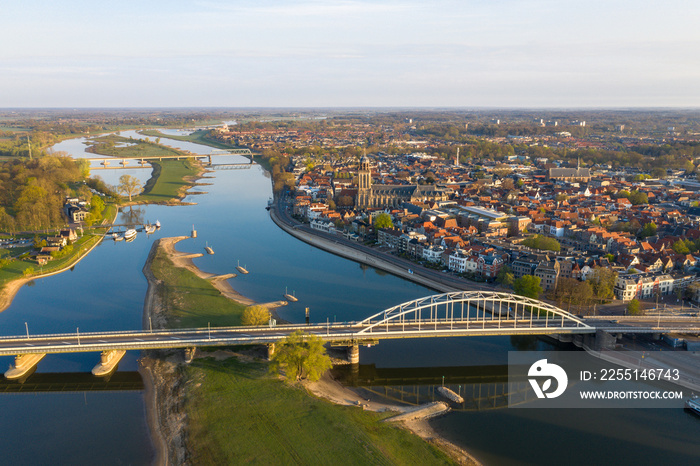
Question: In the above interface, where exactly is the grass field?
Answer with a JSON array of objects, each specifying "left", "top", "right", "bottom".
[
  {"left": 148, "top": 242, "right": 454, "bottom": 465},
  {"left": 138, "top": 160, "right": 201, "bottom": 204},
  {"left": 186, "top": 357, "right": 452, "bottom": 465},
  {"left": 149, "top": 244, "right": 246, "bottom": 328}
]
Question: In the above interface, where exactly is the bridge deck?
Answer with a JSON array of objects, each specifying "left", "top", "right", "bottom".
[{"left": 5, "top": 316, "right": 698, "bottom": 356}]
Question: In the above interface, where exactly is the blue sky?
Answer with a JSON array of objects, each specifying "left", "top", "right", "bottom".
[{"left": 2, "top": 0, "right": 699, "bottom": 107}]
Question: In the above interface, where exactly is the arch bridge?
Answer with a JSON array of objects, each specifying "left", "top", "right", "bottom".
[{"left": 2, "top": 292, "right": 698, "bottom": 378}]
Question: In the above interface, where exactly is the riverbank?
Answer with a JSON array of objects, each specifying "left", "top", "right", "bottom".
[
  {"left": 0, "top": 217, "right": 116, "bottom": 313},
  {"left": 269, "top": 202, "right": 472, "bottom": 293},
  {"left": 140, "top": 235, "right": 477, "bottom": 465}
]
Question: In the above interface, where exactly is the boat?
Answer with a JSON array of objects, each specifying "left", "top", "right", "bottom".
[
  {"left": 236, "top": 260, "right": 249, "bottom": 274},
  {"left": 284, "top": 287, "right": 298, "bottom": 302},
  {"left": 112, "top": 232, "right": 118, "bottom": 239},
  {"left": 145, "top": 224, "right": 156, "bottom": 234},
  {"left": 685, "top": 395, "right": 700, "bottom": 415},
  {"left": 205, "top": 242, "right": 214, "bottom": 255},
  {"left": 114, "top": 235, "right": 124, "bottom": 242},
  {"left": 124, "top": 228, "right": 137, "bottom": 241},
  {"left": 155, "top": 220, "right": 161, "bottom": 229}
]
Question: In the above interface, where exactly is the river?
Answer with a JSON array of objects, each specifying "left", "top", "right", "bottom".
[{"left": 0, "top": 131, "right": 697, "bottom": 465}]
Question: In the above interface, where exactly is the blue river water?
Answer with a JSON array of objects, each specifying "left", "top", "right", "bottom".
[{"left": 0, "top": 131, "right": 698, "bottom": 465}]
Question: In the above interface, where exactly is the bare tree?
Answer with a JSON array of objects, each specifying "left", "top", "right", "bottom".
[{"left": 117, "top": 174, "right": 143, "bottom": 202}]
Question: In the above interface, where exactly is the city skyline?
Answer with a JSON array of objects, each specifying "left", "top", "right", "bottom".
[{"left": 3, "top": 0, "right": 700, "bottom": 108}]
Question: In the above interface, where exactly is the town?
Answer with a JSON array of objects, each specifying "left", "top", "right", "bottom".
[{"left": 210, "top": 111, "right": 700, "bottom": 315}]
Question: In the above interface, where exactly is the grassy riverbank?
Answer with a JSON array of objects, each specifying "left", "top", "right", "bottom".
[
  {"left": 149, "top": 243, "right": 246, "bottom": 327},
  {"left": 138, "top": 160, "right": 201, "bottom": 204},
  {"left": 87, "top": 134, "right": 202, "bottom": 204},
  {"left": 186, "top": 357, "right": 452, "bottom": 465},
  {"left": 0, "top": 233, "right": 103, "bottom": 287},
  {"left": 147, "top": 240, "right": 455, "bottom": 465}
]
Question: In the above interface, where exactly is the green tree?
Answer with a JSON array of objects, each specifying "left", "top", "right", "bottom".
[
  {"left": 650, "top": 167, "right": 666, "bottom": 179},
  {"left": 241, "top": 305, "right": 271, "bottom": 326},
  {"left": 639, "top": 222, "right": 657, "bottom": 238},
  {"left": 672, "top": 240, "right": 690, "bottom": 254},
  {"left": 270, "top": 330, "right": 332, "bottom": 382},
  {"left": 627, "top": 299, "right": 642, "bottom": 316},
  {"left": 513, "top": 275, "right": 543, "bottom": 299},
  {"left": 496, "top": 265, "right": 514, "bottom": 288},
  {"left": 374, "top": 213, "right": 394, "bottom": 229},
  {"left": 522, "top": 235, "right": 561, "bottom": 252},
  {"left": 628, "top": 190, "right": 648, "bottom": 205},
  {"left": 117, "top": 174, "right": 143, "bottom": 202}
]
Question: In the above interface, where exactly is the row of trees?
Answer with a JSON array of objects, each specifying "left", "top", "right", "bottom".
[{"left": 508, "top": 268, "right": 618, "bottom": 315}]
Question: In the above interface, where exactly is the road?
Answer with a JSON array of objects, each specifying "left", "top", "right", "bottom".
[{"left": 2, "top": 315, "right": 699, "bottom": 357}]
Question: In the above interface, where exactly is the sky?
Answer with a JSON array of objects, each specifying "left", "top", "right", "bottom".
[{"left": 2, "top": 0, "right": 699, "bottom": 108}]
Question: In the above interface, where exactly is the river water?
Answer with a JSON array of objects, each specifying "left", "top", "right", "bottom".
[{"left": 1, "top": 131, "right": 698, "bottom": 465}]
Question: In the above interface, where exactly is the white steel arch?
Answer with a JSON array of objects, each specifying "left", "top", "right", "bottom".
[{"left": 356, "top": 291, "right": 591, "bottom": 335}]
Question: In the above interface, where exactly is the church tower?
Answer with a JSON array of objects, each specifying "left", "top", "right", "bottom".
[{"left": 357, "top": 155, "right": 372, "bottom": 208}]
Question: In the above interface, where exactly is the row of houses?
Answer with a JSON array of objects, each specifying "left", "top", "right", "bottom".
[{"left": 613, "top": 273, "right": 699, "bottom": 301}]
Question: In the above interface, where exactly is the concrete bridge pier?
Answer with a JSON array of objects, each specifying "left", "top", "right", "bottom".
[
  {"left": 92, "top": 349, "right": 126, "bottom": 376},
  {"left": 5, "top": 353, "right": 46, "bottom": 380},
  {"left": 347, "top": 344, "right": 360, "bottom": 365},
  {"left": 267, "top": 343, "right": 276, "bottom": 360}
]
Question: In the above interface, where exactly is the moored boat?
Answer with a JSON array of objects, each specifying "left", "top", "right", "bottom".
[
  {"left": 124, "top": 229, "right": 137, "bottom": 241},
  {"left": 155, "top": 220, "right": 161, "bottom": 229},
  {"left": 145, "top": 224, "right": 156, "bottom": 234},
  {"left": 236, "top": 260, "right": 249, "bottom": 274},
  {"left": 205, "top": 242, "right": 214, "bottom": 255},
  {"left": 284, "top": 287, "right": 298, "bottom": 302}
]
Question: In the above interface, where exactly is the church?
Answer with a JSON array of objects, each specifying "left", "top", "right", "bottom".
[{"left": 354, "top": 156, "right": 448, "bottom": 209}]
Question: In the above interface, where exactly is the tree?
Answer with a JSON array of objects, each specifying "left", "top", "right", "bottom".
[
  {"left": 513, "top": 275, "right": 543, "bottom": 299},
  {"left": 588, "top": 268, "right": 618, "bottom": 301},
  {"left": 627, "top": 299, "right": 642, "bottom": 316},
  {"left": 552, "top": 278, "right": 594, "bottom": 313},
  {"left": 117, "top": 174, "right": 142, "bottom": 202},
  {"left": 496, "top": 265, "right": 514, "bottom": 288},
  {"left": 522, "top": 235, "right": 561, "bottom": 252},
  {"left": 374, "top": 213, "right": 393, "bottom": 229},
  {"left": 628, "top": 190, "right": 648, "bottom": 205},
  {"left": 270, "top": 330, "right": 332, "bottom": 382},
  {"left": 639, "top": 222, "right": 657, "bottom": 238},
  {"left": 651, "top": 167, "right": 667, "bottom": 179},
  {"left": 501, "top": 178, "right": 515, "bottom": 190},
  {"left": 241, "top": 305, "right": 271, "bottom": 326},
  {"left": 672, "top": 240, "right": 690, "bottom": 254}
]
